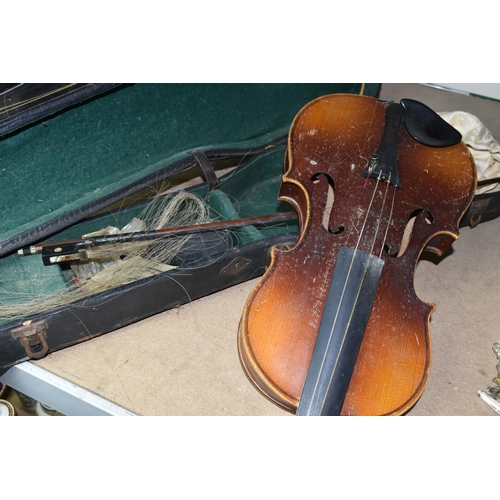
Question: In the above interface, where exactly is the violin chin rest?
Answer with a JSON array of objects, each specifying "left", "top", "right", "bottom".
[{"left": 401, "top": 98, "right": 462, "bottom": 147}]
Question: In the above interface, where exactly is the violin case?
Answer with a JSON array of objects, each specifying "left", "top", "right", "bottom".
[{"left": 0, "top": 83, "right": 384, "bottom": 370}]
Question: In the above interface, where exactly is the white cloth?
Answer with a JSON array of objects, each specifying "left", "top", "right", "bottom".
[{"left": 439, "top": 111, "right": 500, "bottom": 194}]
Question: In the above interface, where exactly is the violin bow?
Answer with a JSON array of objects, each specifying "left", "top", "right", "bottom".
[{"left": 18, "top": 211, "right": 297, "bottom": 266}]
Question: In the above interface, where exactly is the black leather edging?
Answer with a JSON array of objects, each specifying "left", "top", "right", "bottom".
[{"left": 0, "top": 84, "right": 120, "bottom": 137}]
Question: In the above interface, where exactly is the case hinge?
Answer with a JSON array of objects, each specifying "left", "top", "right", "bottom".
[
  {"left": 12, "top": 320, "right": 49, "bottom": 360},
  {"left": 469, "top": 198, "right": 491, "bottom": 228},
  {"left": 220, "top": 257, "right": 252, "bottom": 276}
]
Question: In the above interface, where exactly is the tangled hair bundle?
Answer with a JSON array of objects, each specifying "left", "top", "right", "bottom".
[{"left": 0, "top": 190, "right": 212, "bottom": 323}]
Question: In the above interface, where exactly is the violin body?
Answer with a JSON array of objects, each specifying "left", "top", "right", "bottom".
[{"left": 238, "top": 94, "right": 476, "bottom": 415}]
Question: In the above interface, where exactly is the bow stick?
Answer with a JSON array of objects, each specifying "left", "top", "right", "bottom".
[{"left": 18, "top": 212, "right": 297, "bottom": 266}]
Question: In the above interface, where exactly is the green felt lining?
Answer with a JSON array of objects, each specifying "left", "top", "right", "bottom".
[{"left": 0, "top": 84, "right": 379, "bottom": 250}]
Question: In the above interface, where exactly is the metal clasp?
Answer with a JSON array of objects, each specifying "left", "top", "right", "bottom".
[
  {"left": 469, "top": 198, "right": 490, "bottom": 228},
  {"left": 12, "top": 320, "right": 49, "bottom": 359}
]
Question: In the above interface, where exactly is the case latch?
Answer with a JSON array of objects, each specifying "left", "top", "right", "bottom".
[
  {"left": 469, "top": 198, "right": 491, "bottom": 228},
  {"left": 12, "top": 320, "right": 49, "bottom": 360}
]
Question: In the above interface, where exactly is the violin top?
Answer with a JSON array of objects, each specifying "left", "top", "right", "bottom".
[{"left": 238, "top": 94, "right": 476, "bottom": 416}]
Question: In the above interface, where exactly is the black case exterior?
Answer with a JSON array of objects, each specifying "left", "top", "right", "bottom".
[{"left": 0, "top": 233, "right": 297, "bottom": 369}]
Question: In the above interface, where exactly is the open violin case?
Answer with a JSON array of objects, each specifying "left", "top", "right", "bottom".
[{"left": 0, "top": 83, "right": 385, "bottom": 370}]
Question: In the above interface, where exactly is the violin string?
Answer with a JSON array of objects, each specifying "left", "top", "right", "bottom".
[
  {"left": 318, "top": 248, "right": 381, "bottom": 415},
  {"left": 378, "top": 184, "right": 398, "bottom": 259},
  {"left": 367, "top": 172, "right": 400, "bottom": 261},
  {"left": 352, "top": 171, "right": 383, "bottom": 252},
  {"left": 367, "top": 173, "right": 392, "bottom": 256},
  {"left": 307, "top": 168, "right": 399, "bottom": 414},
  {"left": 307, "top": 100, "right": 405, "bottom": 413},
  {"left": 0, "top": 84, "right": 78, "bottom": 116},
  {"left": 304, "top": 170, "right": 387, "bottom": 414},
  {"left": 351, "top": 169, "right": 398, "bottom": 260}
]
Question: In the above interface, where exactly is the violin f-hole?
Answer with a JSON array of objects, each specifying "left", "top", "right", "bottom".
[
  {"left": 384, "top": 209, "right": 434, "bottom": 257},
  {"left": 311, "top": 172, "right": 344, "bottom": 234}
]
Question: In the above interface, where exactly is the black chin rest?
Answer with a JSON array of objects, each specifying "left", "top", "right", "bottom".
[{"left": 401, "top": 98, "right": 462, "bottom": 147}]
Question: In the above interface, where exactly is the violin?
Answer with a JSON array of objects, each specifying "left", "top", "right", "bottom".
[{"left": 238, "top": 94, "right": 476, "bottom": 416}]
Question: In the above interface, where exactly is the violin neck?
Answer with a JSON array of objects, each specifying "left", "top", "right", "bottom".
[{"left": 296, "top": 246, "right": 385, "bottom": 416}]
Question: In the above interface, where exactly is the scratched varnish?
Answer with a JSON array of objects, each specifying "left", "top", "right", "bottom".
[{"left": 238, "top": 94, "right": 476, "bottom": 415}]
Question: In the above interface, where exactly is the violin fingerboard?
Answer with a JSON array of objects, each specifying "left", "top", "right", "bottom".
[{"left": 296, "top": 246, "right": 385, "bottom": 416}]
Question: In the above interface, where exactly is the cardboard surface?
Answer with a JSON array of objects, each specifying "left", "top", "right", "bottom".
[
  {"left": 29, "top": 216, "right": 499, "bottom": 416},
  {"left": 34, "top": 277, "right": 288, "bottom": 416}
]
